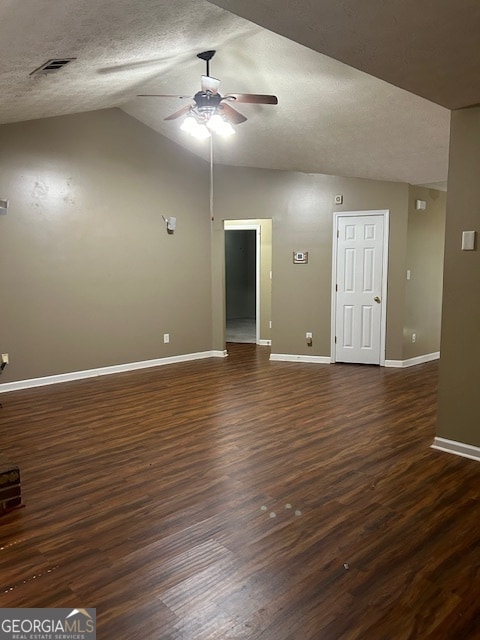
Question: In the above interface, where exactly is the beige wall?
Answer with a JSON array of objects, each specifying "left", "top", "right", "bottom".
[
  {"left": 403, "top": 186, "right": 446, "bottom": 359},
  {"left": 212, "top": 165, "right": 410, "bottom": 359},
  {"left": 0, "top": 107, "right": 447, "bottom": 388},
  {"left": 224, "top": 219, "right": 272, "bottom": 342},
  {"left": 437, "top": 106, "right": 480, "bottom": 447},
  {"left": 0, "top": 109, "right": 212, "bottom": 383}
]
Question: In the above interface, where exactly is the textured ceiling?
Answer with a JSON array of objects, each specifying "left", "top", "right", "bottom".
[
  {"left": 0, "top": 0, "right": 462, "bottom": 187},
  {"left": 208, "top": 0, "right": 480, "bottom": 111}
]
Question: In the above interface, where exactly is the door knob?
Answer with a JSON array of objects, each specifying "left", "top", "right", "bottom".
[{"left": 374, "top": 296, "right": 381, "bottom": 303}]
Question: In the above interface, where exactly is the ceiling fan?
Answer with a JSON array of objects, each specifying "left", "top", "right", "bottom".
[{"left": 137, "top": 50, "right": 278, "bottom": 138}]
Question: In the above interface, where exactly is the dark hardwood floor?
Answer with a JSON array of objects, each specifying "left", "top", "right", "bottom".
[{"left": 1, "top": 343, "right": 480, "bottom": 639}]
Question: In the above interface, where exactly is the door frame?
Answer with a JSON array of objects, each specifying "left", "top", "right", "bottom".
[
  {"left": 224, "top": 224, "right": 261, "bottom": 344},
  {"left": 331, "top": 210, "right": 390, "bottom": 365}
]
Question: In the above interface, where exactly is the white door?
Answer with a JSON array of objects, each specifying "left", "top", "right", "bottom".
[{"left": 334, "top": 213, "right": 387, "bottom": 365}]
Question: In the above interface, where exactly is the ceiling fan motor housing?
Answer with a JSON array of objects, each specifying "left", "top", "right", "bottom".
[{"left": 194, "top": 90, "right": 222, "bottom": 115}]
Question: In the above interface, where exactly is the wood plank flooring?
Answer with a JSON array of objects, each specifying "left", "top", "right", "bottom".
[{"left": 1, "top": 343, "right": 480, "bottom": 639}]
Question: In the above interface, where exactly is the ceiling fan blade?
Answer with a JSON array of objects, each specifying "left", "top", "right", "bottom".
[
  {"left": 201, "top": 75, "right": 220, "bottom": 94},
  {"left": 219, "top": 102, "right": 248, "bottom": 124},
  {"left": 137, "top": 94, "right": 192, "bottom": 99},
  {"left": 224, "top": 93, "right": 278, "bottom": 105},
  {"left": 164, "top": 105, "right": 192, "bottom": 121}
]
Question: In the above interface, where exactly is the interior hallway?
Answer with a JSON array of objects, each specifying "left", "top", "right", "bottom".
[{"left": 226, "top": 317, "right": 256, "bottom": 343}]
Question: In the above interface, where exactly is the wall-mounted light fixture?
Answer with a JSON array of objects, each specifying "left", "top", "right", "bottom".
[{"left": 162, "top": 216, "right": 176, "bottom": 234}]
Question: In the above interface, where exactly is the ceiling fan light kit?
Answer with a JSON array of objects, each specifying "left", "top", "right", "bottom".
[
  {"left": 179, "top": 108, "right": 235, "bottom": 139},
  {"left": 206, "top": 114, "right": 235, "bottom": 136},
  {"left": 137, "top": 50, "right": 278, "bottom": 140},
  {"left": 181, "top": 117, "right": 211, "bottom": 139}
]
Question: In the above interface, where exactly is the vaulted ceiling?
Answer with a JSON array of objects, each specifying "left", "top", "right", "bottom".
[{"left": 1, "top": 0, "right": 475, "bottom": 188}]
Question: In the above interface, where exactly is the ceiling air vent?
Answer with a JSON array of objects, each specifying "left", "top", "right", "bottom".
[{"left": 30, "top": 58, "right": 76, "bottom": 76}]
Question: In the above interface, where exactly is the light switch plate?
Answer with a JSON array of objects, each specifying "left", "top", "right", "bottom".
[{"left": 461, "top": 230, "right": 476, "bottom": 251}]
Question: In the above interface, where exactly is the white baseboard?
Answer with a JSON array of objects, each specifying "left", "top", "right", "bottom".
[
  {"left": 211, "top": 350, "right": 229, "bottom": 358},
  {"left": 271, "top": 351, "right": 440, "bottom": 367},
  {"left": 0, "top": 350, "right": 228, "bottom": 393},
  {"left": 385, "top": 351, "right": 440, "bottom": 368},
  {"left": 431, "top": 437, "right": 480, "bottom": 463},
  {"left": 270, "top": 353, "right": 331, "bottom": 364},
  {"left": 258, "top": 340, "right": 271, "bottom": 346}
]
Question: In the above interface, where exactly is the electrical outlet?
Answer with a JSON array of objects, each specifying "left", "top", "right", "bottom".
[
  {"left": 412, "top": 333, "right": 416, "bottom": 343},
  {"left": 163, "top": 334, "right": 170, "bottom": 344},
  {"left": 306, "top": 332, "right": 312, "bottom": 339},
  {"left": 1, "top": 353, "right": 9, "bottom": 364}
]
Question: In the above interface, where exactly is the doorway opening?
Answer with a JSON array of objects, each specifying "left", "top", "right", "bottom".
[
  {"left": 223, "top": 219, "right": 272, "bottom": 347},
  {"left": 225, "top": 226, "right": 259, "bottom": 343}
]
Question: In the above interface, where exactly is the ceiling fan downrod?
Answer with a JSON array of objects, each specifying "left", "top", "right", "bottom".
[{"left": 197, "top": 50, "right": 216, "bottom": 78}]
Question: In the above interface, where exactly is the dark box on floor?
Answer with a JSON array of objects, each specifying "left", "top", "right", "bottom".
[{"left": 0, "top": 454, "right": 22, "bottom": 514}]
